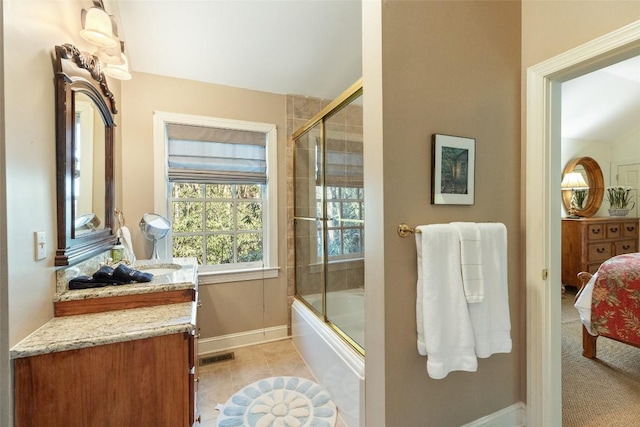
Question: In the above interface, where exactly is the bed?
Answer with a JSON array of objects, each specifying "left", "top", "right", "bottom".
[{"left": 574, "top": 252, "right": 640, "bottom": 359}]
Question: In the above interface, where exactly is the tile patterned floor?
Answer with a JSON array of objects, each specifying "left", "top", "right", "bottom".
[{"left": 197, "top": 338, "right": 348, "bottom": 427}]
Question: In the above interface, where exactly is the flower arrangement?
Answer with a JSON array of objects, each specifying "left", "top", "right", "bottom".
[
  {"left": 572, "top": 189, "right": 588, "bottom": 209},
  {"left": 605, "top": 186, "right": 635, "bottom": 210}
]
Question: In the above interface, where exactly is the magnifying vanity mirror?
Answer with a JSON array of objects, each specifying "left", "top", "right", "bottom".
[
  {"left": 54, "top": 44, "right": 116, "bottom": 266},
  {"left": 561, "top": 156, "right": 605, "bottom": 218}
]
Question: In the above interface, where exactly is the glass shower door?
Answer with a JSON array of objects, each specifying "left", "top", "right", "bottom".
[
  {"left": 294, "top": 122, "right": 325, "bottom": 315},
  {"left": 324, "top": 93, "right": 364, "bottom": 350}
]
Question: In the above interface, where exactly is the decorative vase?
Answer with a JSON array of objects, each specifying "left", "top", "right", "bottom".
[{"left": 608, "top": 208, "right": 629, "bottom": 217}]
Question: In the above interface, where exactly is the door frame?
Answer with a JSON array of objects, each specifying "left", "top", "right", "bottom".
[{"left": 525, "top": 20, "right": 640, "bottom": 427}]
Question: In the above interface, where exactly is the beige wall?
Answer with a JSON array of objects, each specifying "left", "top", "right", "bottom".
[
  {"left": 3, "top": 0, "right": 121, "bottom": 345},
  {"left": 120, "top": 72, "right": 288, "bottom": 338},
  {"left": 364, "top": 1, "right": 522, "bottom": 425},
  {"left": 2, "top": 0, "right": 121, "bottom": 424}
]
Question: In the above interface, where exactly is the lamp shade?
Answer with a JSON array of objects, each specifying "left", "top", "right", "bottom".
[
  {"left": 98, "top": 42, "right": 125, "bottom": 66},
  {"left": 80, "top": 7, "right": 117, "bottom": 48},
  {"left": 103, "top": 53, "right": 132, "bottom": 80},
  {"left": 561, "top": 172, "right": 589, "bottom": 190}
]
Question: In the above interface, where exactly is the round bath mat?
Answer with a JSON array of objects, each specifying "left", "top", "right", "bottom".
[{"left": 216, "top": 376, "right": 337, "bottom": 427}]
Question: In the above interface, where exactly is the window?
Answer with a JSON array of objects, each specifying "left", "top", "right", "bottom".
[
  {"left": 319, "top": 185, "right": 364, "bottom": 260},
  {"left": 314, "top": 131, "right": 364, "bottom": 262},
  {"left": 153, "top": 112, "right": 278, "bottom": 283}
]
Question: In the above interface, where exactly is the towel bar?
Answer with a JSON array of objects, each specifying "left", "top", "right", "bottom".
[{"left": 397, "top": 223, "right": 422, "bottom": 237}]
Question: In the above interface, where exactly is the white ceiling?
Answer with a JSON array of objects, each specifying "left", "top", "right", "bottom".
[
  {"left": 115, "top": 0, "right": 362, "bottom": 100},
  {"left": 562, "top": 55, "right": 640, "bottom": 142},
  {"left": 114, "top": 1, "right": 638, "bottom": 141}
]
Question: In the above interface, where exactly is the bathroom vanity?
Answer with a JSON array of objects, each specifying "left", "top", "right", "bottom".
[{"left": 11, "top": 259, "right": 200, "bottom": 427}]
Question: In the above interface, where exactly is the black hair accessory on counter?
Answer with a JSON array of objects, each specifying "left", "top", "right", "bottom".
[{"left": 113, "top": 264, "right": 154, "bottom": 283}]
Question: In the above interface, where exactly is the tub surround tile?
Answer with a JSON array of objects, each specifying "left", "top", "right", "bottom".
[{"left": 10, "top": 302, "right": 196, "bottom": 359}]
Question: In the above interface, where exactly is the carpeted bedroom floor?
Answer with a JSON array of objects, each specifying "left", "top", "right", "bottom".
[{"left": 562, "top": 287, "right": 640, "bottom": 426}]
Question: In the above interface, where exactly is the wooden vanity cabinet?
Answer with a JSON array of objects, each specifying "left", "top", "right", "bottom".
[
  {"left": 562, "top": 217, "right": 639, "bottom": 288},
  {"left": 14, "top": 332, "right": 196, "bottom": 427}
]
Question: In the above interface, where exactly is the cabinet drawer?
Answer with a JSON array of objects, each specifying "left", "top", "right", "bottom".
[
  {"left": 587, "top": 263, "right": 602, "bottom": 274},
  {"left": 623, "top": 222, "right": 638, "bottom": 238},
  {"left": 606, "top": 223, "right": 622, "bottom": 238},
  {"left": 587, "top": 224, "right": 606, "bottom": 240},
  {"left": 588, "top": 242, "right": 612, "bottom": 261},
  {"left": 615, "top": 240, "right": 638, "bottom": 255}
]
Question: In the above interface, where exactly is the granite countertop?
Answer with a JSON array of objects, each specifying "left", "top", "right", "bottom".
[
  {"left": 54, "top": 258, "right": 198, "bottom": 302},
  {"left": 10, "top": 301, "right": 196, "bottom": 359}
]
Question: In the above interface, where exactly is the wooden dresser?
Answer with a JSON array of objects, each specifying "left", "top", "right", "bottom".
[{"left": 562, "top": 217, "right": 639, "bottom": 288}]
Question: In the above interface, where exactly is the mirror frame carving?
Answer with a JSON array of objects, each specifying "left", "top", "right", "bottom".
[
  {"left": 54, "top": 44, "right": 116, "bottom": 266},
  {"left": 562, "top": 156, "right": 605, "bottom": 218}
]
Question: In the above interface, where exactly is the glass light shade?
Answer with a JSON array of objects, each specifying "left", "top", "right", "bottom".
[
  {"left": 97, "top": 42, "right": 125, "bottom": 66},
  {"left": 80, "top": 7, "right": 117, "bottom": 48},
  {"left": 561, "top": 172, "right": 589, "bottom": 190},
  {"left": 103, "top": 53, "right": 132, "bottom": 80}
]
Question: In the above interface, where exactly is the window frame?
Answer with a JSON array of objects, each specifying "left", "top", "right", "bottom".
[{"left": 153, "top": 111, "right": 279, "bottom": 284}]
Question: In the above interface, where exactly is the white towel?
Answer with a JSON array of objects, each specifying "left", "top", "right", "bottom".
[
  {"left": 416, "top": 224, "right": 478, "bottom": 379},
  {"left": 119, "top": 226, "right": 136, "bottom": 263},
  {"left": 467, "top": 223, "right": 512, "bottom": 358},
  {"left": 451, "top": 222, "right": 484, "bottom": 303}
]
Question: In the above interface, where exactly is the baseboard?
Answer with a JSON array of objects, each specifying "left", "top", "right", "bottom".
[
  {"left": 198, "top": 325, "right": 289, "bottom": 356},
  {"left": 462, "top": 402, "right": 526, "bottom": 427}
]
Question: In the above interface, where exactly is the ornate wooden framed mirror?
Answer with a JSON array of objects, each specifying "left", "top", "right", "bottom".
[
  {"left": 561, "top": 156, "right": 605, "bottom": 218},
  {"left": 54, "top": 44, "right": 116, "bottom": 266}
]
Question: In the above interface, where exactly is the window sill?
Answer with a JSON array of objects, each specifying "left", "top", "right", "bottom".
[{"left": 198, "top": 267, "right": 280, "bottom": 285}]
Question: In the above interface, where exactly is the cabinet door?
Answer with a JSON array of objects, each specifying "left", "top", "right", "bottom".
[{"left": 15, "top": 333, "right": 191, "bottom": 427}]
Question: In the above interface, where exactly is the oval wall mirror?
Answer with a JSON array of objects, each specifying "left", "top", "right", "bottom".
[
  {"left": 54, "top": 44, "right": 117, "bottom": 266},
  {"left": 561, "top": 156, "right": 604, "bottom": 218}
]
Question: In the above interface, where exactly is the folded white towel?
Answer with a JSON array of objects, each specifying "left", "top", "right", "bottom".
[
  {"left": 467, "top": 223, "right": 512, "bottom": 358},
  {"left": 451, "top": 222, "right": 484, "bottom": 303},
  {"left": 416, "top": 224, "right": 478, "bottom": 379}
]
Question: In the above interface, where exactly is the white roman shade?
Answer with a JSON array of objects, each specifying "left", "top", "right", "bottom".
[
  {"left": 319, "top": 136, "right": 363, "bottom": 187},
  {"left": 167, "top": 123, "right": 267, "bottom": 184}
]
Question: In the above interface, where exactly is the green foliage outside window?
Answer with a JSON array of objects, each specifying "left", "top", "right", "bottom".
[
  {"left": 318, "top": 186, "right": 364, "bottom": 259},
  {"left": 172, "top": 183, "right": 264, "bottom": 266}
]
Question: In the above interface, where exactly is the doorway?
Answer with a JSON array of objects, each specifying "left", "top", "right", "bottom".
[{"left": 525, "top": 21, "right": 640, "bottom": 427}]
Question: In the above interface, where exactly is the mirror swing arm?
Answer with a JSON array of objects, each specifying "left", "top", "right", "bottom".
[{"left": 54, "top": 44, "right": 116, "bottom": 266}]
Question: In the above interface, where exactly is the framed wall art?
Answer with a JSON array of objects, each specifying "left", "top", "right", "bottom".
[{"left": 431, "top": 133, "right": 475, "bottom": 205}]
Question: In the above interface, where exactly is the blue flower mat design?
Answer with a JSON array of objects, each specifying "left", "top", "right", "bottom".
[{"left": 217, "top": 376, "right": 337, "bottom": 427}]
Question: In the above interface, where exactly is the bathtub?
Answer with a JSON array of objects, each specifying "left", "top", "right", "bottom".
[{"left": 291, "top": 289, "right": 365, "bottom": 427}]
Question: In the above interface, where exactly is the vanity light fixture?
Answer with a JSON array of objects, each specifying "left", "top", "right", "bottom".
[
  {"left": 561, "top": 172, "right": 589, "bottom": 217},
  {"left": 79, "top": 0, "right": 132, "bottom": 80},
  {"left": 103, "top": 42, "right": 132, "bottom": 80},
  {"left": 80, "top": 4, "right": 116, "bottom": 48}
]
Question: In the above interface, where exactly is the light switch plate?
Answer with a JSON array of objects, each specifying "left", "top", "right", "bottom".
[{"left": 35, "top": 231, "right": 46, "bottom": 261}]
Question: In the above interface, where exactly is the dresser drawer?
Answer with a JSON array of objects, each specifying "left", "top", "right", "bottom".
[
  {"left": 605, "top": 222, "right": 622, "bottom": 238},
  {"left": 588, "top": 242, "right": 612, "bottom": 261},
  {"left": 615, "top": 240, "right": 638, "bottom": 255},
  {"left": 623, "top": 222, "right": 638, "bottom": 238},
  {"left": 587, "top": 263, "right": 602, "bottom": 274},
  {"left": 587, "top": 224, "right": 606, "bottom": 240}
]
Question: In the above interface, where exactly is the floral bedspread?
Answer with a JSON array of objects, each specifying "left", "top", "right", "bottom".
[{"left": 591, "top": 252, "right": 640, "bottom": 345}]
